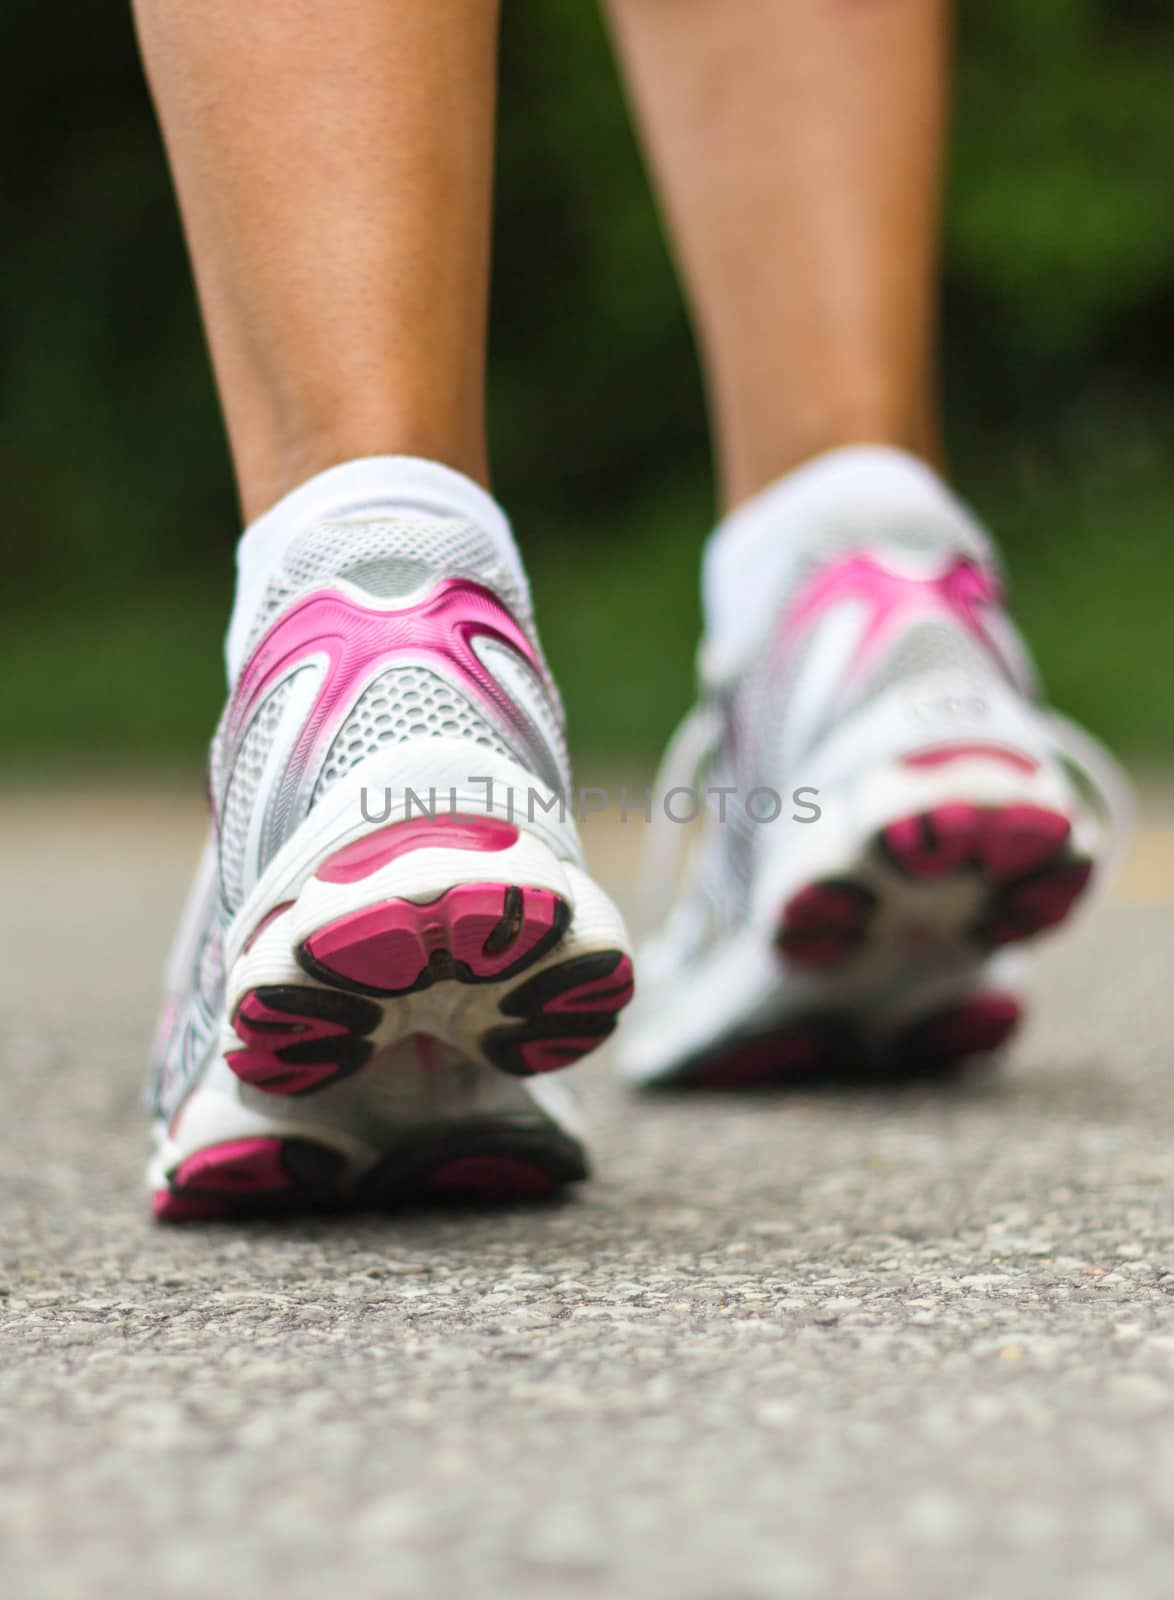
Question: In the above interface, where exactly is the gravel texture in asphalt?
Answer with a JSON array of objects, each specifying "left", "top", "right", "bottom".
[{"left": 2, "top": 782, "right": 1174, "bottom": 1599}]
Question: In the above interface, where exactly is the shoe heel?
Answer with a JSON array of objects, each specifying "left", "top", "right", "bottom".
[{"left": 224, "top": 818, "right": 634, "bottom": 1095}]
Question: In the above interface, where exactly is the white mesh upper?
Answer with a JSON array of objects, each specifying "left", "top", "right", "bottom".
[
  {"left": 850, "top": 618, "right": 1003, "bottom": 704},
  {"left": 313, "top": 665, "right": 514, "bottom": 801}
]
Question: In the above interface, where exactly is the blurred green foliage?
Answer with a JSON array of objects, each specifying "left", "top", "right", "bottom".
[{"left": 3, "top": 0, "right": 1173, "bottom": 762}]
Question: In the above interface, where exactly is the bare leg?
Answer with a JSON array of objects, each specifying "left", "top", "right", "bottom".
[
  {"left": 133, "top": 0, "right": 499, "bottom": 521},
  {"left": 603, "top": 0, "right": 949, "bottom": 510}
]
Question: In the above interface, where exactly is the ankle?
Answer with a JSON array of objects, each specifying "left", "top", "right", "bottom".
[
  {"left": 229, "top": 413, "right": 491, "bottom": 525},
  {"left": 716, "top": 389, "right": 941, "bottom": 514}
]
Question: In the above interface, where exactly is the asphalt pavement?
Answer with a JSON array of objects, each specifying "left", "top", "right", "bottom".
[{"left": 3, "top": 776, "right": 1174, "bottom": 1600}]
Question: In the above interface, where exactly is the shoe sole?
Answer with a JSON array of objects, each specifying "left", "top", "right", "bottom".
[
  {"left": 657, "top": 988, "right": 1025, "bottom": 1091},
  {"left": 152, "top": 1119, "right": 588, "bottom": 1221},
  {"left": 224, "top": 816, "right": 634, "bottom": 1099},
  {"left": 776, "top": 800, "right": 1094, "bottom": 973}
]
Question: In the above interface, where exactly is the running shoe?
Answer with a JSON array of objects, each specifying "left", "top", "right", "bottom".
[
  {"left": 616, "top": 448, "right": 1130, "bottom": 1090},
  {"left": 149, "top": 465, "right": 633, "bottom": 1217}
]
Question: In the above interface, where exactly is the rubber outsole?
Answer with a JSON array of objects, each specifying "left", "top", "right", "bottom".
[
  {"left": 227, "top": 879, "right": 633, "bottom": 1098},
  {"left": 152, "top": 1136, "right": 346, "bottom": 1220},
  {"left": 653, "top": 990, "right": 1025, "bottom": 1092},
  {"left": 484, "top": 951, "right": 636, "bottom": 1076},
  {"left": 297, "top": 881, "right": 572, "bottom": 997},
  {"left": 776, "top": 802, "right": 1093, "bottom": 973},
  {"left": 227, "top": 986, "right": 381, "bottom": 1096},
  {"left": 228, "top": 944, "right": 634, "bottom": 1098},
  {"left": 153, "top": 1121, "right": 588, "bottom": 1221}
]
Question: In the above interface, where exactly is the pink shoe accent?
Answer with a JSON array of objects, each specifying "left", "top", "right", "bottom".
[
  {"left": 516, "top": 1036, "right": 601, "bottom": 1074},
  {"left": 228, "top": 990, "right": 365, "bottom": 1095},
  {"left": 777, "top": 883, "right": 875, "bottom": 971},
  {"left": 154, "top": 1138, "right": 294, "bottom": 1221},
  {"left": 426, "top": 1156, "right": 558, "bottom": 1204},
  {"left": 883, "top": 804, "right": 1071, "bottom": 882},
  {"left": 173, "top": 1137, "right": 293, "bottom": 1195},
  {"left": 988, "top": 861, "right": 1093, "bottom": 946},
  {"left": 927, "top": 995, "right": 1022, "bottom": 1057},
  {"left": 981, "top": 805, "right": 1071, "bottom": 878},
  {"left": 542, "top": 955, "right": 635, "bottom": 1015},
  {"left": 483, "top": 949, "right": 633, "bottom": 1077},
  {"left": 690, "top": 1027, "right": 831, "bottom": 1088},
  {"left": 317, "top": 815, "right": 519, "bottom": 884},
  {"left": 883, "top": 804, "right": 984, "bottom": 879},
  {"left": 781, "top": 553, "right": 1004, "bottom": 683},
  {"left": 225, "top": 580, "right": 547, "bottom": 810},
  {"left": 901, "top": 743, "right": 1040, "bottom": 776},
  {"left": 226, "top": 1054, "right": 343, "bottom": 1096},
  {"left": 154, "top": 1136, "right": 346, "bottom": 1218},
  {"left": 904, "top": 994, "right": 1023, "bottom": 1064},
  {"left": 302, "top": 882, "right": 566, "bottom": 994}
]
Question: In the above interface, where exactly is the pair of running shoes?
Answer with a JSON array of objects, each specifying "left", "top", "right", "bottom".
[{"left": 149, "top": 447, "right": 1129, "bottom": 1218}]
